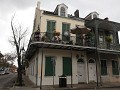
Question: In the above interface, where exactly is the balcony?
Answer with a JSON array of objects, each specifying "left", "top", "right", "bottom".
[
  {"left": 98, "top": 42, "right": 120, "bottom": 51},
  {"left": 29, "top": 31, "right": 95, "bottom": 48},
  {"left": 26, "top": 31, "right": 120, "bottom": 59}
]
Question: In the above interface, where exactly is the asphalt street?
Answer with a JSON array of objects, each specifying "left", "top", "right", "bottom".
[{"left": 0, "top": 73, "right": 17, "bottom": 90}]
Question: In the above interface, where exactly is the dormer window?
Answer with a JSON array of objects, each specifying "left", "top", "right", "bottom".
[
  {"left": 85, "top": 11, "right": 99, "bottom": 20},
  {"left": 60, "top": 7, "right": 65, "bottom": 17},
  {"left": 93, "top": 14, "right": 97, "bottom": 19},
  {"left": 54, "top": 3, "right": 68, "bottom": 17}
]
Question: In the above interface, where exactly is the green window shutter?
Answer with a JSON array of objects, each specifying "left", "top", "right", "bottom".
[
  {"left": 66, "top": 24, "right": 70, "bottom": 31},
  {"left": 62, "top": 23, "right": 70, "bottom": 41},
  {"left": 47, "top": 21, "right": 51, "bottom": 32},
  {"left": 101, "top": 60, "right": 107, "bottom": 75},
  {"left": 51, "top": 22, "right": 55, "bottom": 32},
  {"left": 112, "top": 60, "right": 119, "bottom": 75},
  {"left": 47, "top": 21, "right": 56, "bottom": 39},
  {"left": 63, "top": 57, "right": 72, "bottom": 76},
  {"left": 45, "top": 57, "right": 55, "bottom": 76},
  {"left": 62, "top": 23, "right": 66, "bottom": 34}
]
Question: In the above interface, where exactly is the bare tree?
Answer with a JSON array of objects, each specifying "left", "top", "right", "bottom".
[
  {"left": 4, "top": 53, "right": 16, "bottom": 65},
  {"left": 10, "top": 15, "right": 27, "bottom": 86}
]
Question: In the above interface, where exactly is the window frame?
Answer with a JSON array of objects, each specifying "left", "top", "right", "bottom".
[
  {"left": 60, "top": 7, "right": 66, "bottom": 17},
  {"left": 112, "top": 60, "right": 119, "bottom": 75},
  {"left": 101, "top": 59, "right": 108, "bottom": 75},
  {"left": 62, "top": 57, "right": 72, "bottom": 76},
  {"left": 99, "top": 30, "right": 105, "bottom": 44},
  {"left": 45, "top": 56, "right": 56, "bottom": 76},
  {"left": 62, "top": 22, "right": 70, "bottom": 41},
  {"left": 46, "top": 20, "right": 56, "bottom": 39}
]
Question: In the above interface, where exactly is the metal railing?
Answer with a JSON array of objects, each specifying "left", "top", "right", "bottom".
[
  {"left": 28, "top": 32, "right": 120, "bottom": 50},
  {"left": 28, "top": 32, "right": 95, "bottom": 47},
  {"left": 98, "top": 42, "right": 120, "bottom": 50}
]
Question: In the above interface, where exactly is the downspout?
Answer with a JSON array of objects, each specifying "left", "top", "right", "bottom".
[
  {"left": 117, "top": 54, "right": 120, "bottom": 75},
  {"left": 52, "top": 57, "right": 55, "bottom": 88},
  {"left": 87, "top": 56, "right": 89, "bottom": 84},
  {"left": 70, "top": 47, "right": 73, "bottom": 88},
  {"left": 98, "top": 53, "right": 102, "bottom": 86},
  {"left": 94, "top": 19, "right": 99, "bottom": 87},
  {"left": 40, "top": 44, "right": 44, "bottom": 89},
  {"left": 36, "top": 56, "right": 38, "bottom": 86}
]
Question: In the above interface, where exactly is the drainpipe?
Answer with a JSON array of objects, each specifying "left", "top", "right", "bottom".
[
  {"left": 36, "top": 56, "right": 38, "bottom": 86},
  {"left": 87, "top": 57, "right": 89, "bottom": 84},
  {"left": 94, "top": 19, "right": 99, "bottom": 87},
  {"left": 40, "top": 44, "right": 44, "bottom": 89},
  {"left": 70, "top": 47, "right": 73, "bottom": 88},
  {"left": 98, "top": 53, "right": 102, "bottom": 86},
  {"left": 52, "top": 57, "right": 55, "bottom": 88},
  {"left": 117, "top": 54, "right": 119, "bottom": 75}
]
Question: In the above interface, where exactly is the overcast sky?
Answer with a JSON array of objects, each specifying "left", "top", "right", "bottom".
[{"left": 0, "top": 0, "right": 120, "bottom": 54}]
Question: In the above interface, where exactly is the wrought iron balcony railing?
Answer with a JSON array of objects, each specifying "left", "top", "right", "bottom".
[
  {"left": 28, "top": 32, "right": 120, "bottom": 51},
  {"left": 98, "top": 42, "right": 120, "bottom": 51},
  {"left": 29, "top": 32, "right": 95, "bottom": 47}
]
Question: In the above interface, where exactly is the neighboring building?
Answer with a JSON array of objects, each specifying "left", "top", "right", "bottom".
[
  {"left": 25, "top": 1, "right": 120, "bottom": 87},
  {"left": 9, "top": 65, "right": 17, "bottom": 73},
  {"left": 0, "top": 52, "right": 4, "bottom": 67},
  {"left": 85, "top": 17, "right": 120, "bottom": 83}
]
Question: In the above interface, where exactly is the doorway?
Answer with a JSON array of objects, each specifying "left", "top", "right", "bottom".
[
  {"left": 77, "top": 58, "right": 85, "bottom": 83},
  {"left": 88, "top": 59, "right": 96, "bottom": 82}
]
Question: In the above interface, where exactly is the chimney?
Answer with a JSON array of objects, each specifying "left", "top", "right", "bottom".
[
  {"left": 74, "top": 9, "right": 79, "bottom": 18},
  {"left": 37, "top": 0, "right": 40, "bottom": 9},
  {"left": 104, "top": 17, "right": 109, "bottom": 20}
]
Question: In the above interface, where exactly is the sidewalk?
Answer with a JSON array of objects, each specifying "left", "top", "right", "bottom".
[
  {"left": 22, "top": 75, "right": 35, "bottom": 87},
  {"left": 10, "top": 75, "right": 120, "bottom": 90}
]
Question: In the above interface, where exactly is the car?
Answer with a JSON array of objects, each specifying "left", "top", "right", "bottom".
[
  {"left": 0, "top": 69, "right": 5, "bottom": 75},
  {"left": 4, "top": 68, "right": 10, "bottom": 74}
]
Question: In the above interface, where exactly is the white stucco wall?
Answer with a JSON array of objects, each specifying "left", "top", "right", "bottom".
[
  {"left": 40, "top": 14, "right": 84, "bottom": 33},
  {"left": 34, "top": 9, "right": 84, "bottom": 34},
  {"left": 28, "top": 48, "right": 87, "bottom": 86}
]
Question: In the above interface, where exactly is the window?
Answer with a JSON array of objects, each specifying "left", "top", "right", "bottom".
[
  {"left": 99, "top": 31, "right": 104, "bottom": 43},
  {"left": 110, "top": 33, "right": 114, "bottom": 43},
  {"left": 45, "top": 56, "right": 55, "bottom": 76},
  {"left": 47, "top": 20, "right": 56, "bottom": 39},
  {"left": 93, "top": 14, "right": 98, "bottom": 19},
  {"left": 101, "top": 60, "right": 107, "bottom": 75},
  {"left": 62, "top": 23, "right": 70, "bottom": 41},
  {"left": 63, "top": 57, "right": 72, "bottom": 76},
  {"left": 77, "top": 58, "right": 84, "bottom": 63},
  {"left": 105, "top": 31, "right": 114, "bottom": 44},
  {"left": 112, "top": 60, "right": 119, "bottom": 75},
  {"left": 89, "top": 59, "right": 95, "bottom": 63},
  {"left": 60, "top": 7, "right": 65, "bottom": 17}
]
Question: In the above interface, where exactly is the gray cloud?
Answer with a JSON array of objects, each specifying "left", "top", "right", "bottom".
[{"left": 0, "top": 0, "right": 36, "bottom": 9}]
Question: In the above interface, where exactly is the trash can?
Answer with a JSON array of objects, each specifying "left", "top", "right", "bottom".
[{"left": 59, "top": 75, "right": 67, "bottom": 87}]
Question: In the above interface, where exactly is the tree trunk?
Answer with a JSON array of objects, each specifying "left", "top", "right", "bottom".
[{"left": 17, "top": 55, "right": 23, "bottom": 86}]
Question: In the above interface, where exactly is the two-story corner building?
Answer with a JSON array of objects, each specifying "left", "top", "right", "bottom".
[{"left": 25, "top": 1, "right": 120, "bottom": 87}]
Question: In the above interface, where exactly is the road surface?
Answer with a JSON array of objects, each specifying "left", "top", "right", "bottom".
[{"left": 0, "top": 73, "right": 17, "bottom": 90}]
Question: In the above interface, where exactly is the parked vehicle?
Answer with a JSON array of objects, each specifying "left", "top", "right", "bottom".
[
  {"left": 5, "top": 68, "right": 10, "bottom": 74},
  {"left": 0, "top": 69, "right": 5, "bottom": 75}
]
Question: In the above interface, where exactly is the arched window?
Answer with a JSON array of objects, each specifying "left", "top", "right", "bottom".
[
  {"left": 89, "top": 59, "right": 95, "bottom": 63},
  {"left": 60, "top": 7, "right": 65, "bottom": 17},
  {"left": 77, "top": 58, "right": 84, "bottom": 63}
]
